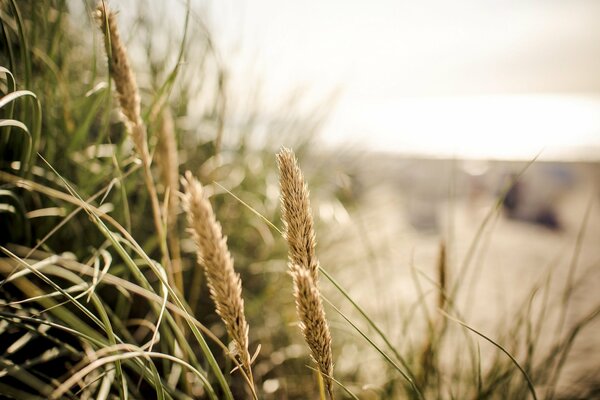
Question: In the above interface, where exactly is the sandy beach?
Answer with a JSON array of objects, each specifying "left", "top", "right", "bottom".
[{"left": 315, "top": 153, "right": 600, "bottom": 396}]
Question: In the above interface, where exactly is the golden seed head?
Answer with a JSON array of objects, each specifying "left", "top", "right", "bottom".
[
  {"left": 277, "top": 147, "right": 319, "bottom": 284},
  {"left": 291, "top": 265, "right": 334, "bottom": 397},
  {"left": 182, "top": 172, "right": 252, "bottom": 375}
]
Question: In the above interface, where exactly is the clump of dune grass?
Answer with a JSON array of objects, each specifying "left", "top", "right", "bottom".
[
  {"left": 277, "top": 147, "right": 334, "bottom": 399},
  {"left": 182, "top": 171, "right": 256, "bottom": 396}
]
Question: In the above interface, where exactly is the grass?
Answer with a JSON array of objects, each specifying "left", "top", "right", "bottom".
[{"left": 1, "top": 1, "right": 599, "bottom": 399}]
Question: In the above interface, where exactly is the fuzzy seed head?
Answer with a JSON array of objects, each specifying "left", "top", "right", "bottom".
[
  {"left": 182, "top": 172, "right": 252, "bottom": 375},
  {"left": 95, "top": 3, "right": 148, "bottom": 160},
  {"left": 291, "top": 265, "right": 334, "bottom": 397},
  {"left": 277, "top": 147, "right": 319, "bottom": 284}
]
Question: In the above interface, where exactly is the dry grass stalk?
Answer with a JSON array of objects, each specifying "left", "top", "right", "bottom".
[
  {"left": 277, "top": 147, "right": 334, "bottom": 398},
  {"left": 437, "top": 240, "right": 447, "bottom": 310},
  {"left": 291, "top": 265, "right": 334, "bottom": 399},
  {"left": 182, "top": 172, "right": 254, "bottom": 383},
  {"left": 155, "top": 106, "right": 183, "bottom": 293},
  {"left": 95, "top": 3, "right": 148, "bottom": 161},
  {"left": 417, "top": 239, "right": 449, "bottom": 388},
  {"left": 276, "top": 147, "right": 319, "bottom": 284},
  {"left": 96, "top": 2, "right": 178, "bottom": 291}
]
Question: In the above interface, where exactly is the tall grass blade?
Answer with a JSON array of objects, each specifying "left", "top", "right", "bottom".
[{"left": 440, "top": 310, "right": 538, "bottom": 400}]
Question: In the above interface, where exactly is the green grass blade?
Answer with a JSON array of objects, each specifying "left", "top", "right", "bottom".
[
  {"left": 441, "top": 310, "right": 538, "bottom": 400},
  {"left": 320, "top": 267, "right": 416, "bottom": 380},
  {"left": 8, "top": 0, "right": 32, "bottom": 86},
  {"left": 323, "top": 296, "right": 424, "bottom": 400}
]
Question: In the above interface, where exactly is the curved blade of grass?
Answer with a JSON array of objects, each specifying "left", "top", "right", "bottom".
[
  {"left": 0, "top": 312, "right": 175, "bottom": 398},
  {"left": 5, "top": 282, "right": 87, "bottom": 305},
  {"left": 0, "top": 168, "right": 136, "bottom": 291},
  {"left": 5, "top": 249, "right": 246, "bottom": 382},
  {"left": 0, "top": 90, "right": 41, "bottom": 172},
  {"left": 440, "top": 310, "right": 538, "bottom": 400},
  {"left": 70, "top": 344, "right": 165, "bottom": 400},
  {"left": 88, "top": 248, "right": 112, "bottom": 302},
  {"left": 0, "top": 250, "right": 128, "bottom": 396},
  {"left": 143, "top": 261, "right": 169, "bottom": 397},
  {"left": 0, "top": 118, "right": 32, "bottom": 161},
  {"left": 0, "top": 66, "right": 16, "bottom": 146},
  {"left": 1, "top": 250, "right": 106, "bottom": 331},
  {"left": 0, "top": 66, "right": 16, "bottom": 90},
  {"left": 0, "top": 90, "right": 37, "bottom": 110},
  {"left": 51, "top": 351, "right": 216, "bottom": 400}
]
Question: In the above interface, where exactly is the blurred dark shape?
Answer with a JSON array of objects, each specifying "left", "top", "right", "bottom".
[
  {"left": 501, "top": 170, "right": 566, "bottom": 230},
  {"left": 535, "top": 207, "right": 560, "bottom": 229},
  {"left": 503, "top": 174, "right": 521, "bottom": 217},
  {"left": 407, "top": 197, "right": 439, "bottom": 233}
]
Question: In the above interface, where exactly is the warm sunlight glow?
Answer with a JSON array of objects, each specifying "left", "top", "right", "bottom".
[
  {"left": 217, "top": 0, "right": 600, "bottom": 160},
  {"left": 323, "top": 94, "right": 600, "bottom": 160}
]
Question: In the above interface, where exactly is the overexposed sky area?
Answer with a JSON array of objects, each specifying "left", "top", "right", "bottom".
[{"left": 206, "top": 0, "right": 600, "bottom": 159}]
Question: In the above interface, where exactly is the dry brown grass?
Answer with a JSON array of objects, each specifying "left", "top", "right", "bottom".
[
  {"left": 182, "top": 171, "right": 254, "bottom": 387},
  {"left": 276, "top": 147, "right": 319, "bottom": 283},
  {"left": 277, "top": 147, "right": 334, "bottom": 399},
  {"left": 437, "top": 240, "right": 447, "bottom": 310},
  {"left": 95, "top": 2, "right": 180, "bottom": 291},
  {"left": 291, "top": 265, "right": 335, "bottom": 399},
  {"left": 155, "top": 106, "right": 183, "bottom": 293},
  {"left": 95, "top": 3, "right": 148, "bottom": 161}
]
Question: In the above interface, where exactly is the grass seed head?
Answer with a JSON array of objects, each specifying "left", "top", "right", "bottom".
[
  {"left": 182, "top": 171, "right": 253, "bottom": 378},
  {"left": 277, "top": 147, "right": 319, "bottom": 284},
  {"left": 95, "top": 2, "right": 148, "bottom": 160},
  {"left": 291, "top": 265, "right": 334, "bottom": 399}
]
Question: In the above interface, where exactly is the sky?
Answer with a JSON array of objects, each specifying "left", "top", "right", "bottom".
[{"left": 205, "top": 0, "right": 600, "bottom": 159}]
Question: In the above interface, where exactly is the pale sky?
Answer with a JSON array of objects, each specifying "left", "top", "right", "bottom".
[
  {"left": 211, "top": 0, "right": 600, "bottom": 93},
  {"left": 204, "top": 0, "right": 600, "bottom": 159}
]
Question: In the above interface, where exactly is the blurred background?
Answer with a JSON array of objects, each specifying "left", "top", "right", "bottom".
[{"left": 199, "top": 0, "right": 600, "bottom": 396}]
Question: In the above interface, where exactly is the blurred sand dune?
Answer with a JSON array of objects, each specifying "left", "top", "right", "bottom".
[{"left": 320, "top": 153, "right": 600, "bottom": 394}]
